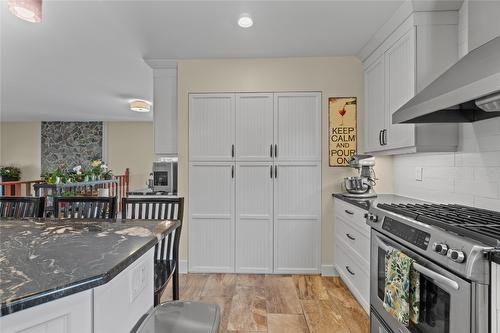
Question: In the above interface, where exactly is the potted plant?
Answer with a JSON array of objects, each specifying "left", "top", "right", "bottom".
[{"left": 0, "top": 166, "right": 21, "bottom": 182}]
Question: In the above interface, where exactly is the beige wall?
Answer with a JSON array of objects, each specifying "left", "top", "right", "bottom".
[
  {"left": 0, "top": 121, "right": 154, "bottom": 193},
  {"left": 106, "top": 122, "right": 154, "bottom": 191},
  {"left": 177, "top": 57, "right": 393, "bottom": 266},
  {"left": 0, "top": 122, "right": 41, "bottom": 181}
]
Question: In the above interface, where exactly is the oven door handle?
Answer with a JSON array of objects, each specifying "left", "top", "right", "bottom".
[{"left": 375, "top": 236, "right": 460, "bottom": 291}]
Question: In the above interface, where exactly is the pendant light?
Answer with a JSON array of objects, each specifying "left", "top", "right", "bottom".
[{"left": 8, "top": 0, "right": 42, "bottom": 23}]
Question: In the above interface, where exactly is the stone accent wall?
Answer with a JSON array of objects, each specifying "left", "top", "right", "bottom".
[{"left": 41, "top": 122, "right": 103, "bottom": 173}]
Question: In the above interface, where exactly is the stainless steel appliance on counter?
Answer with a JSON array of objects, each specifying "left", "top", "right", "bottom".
[
  {"left": 343, "top": 155, "right": 377, "bottom": 198},
  {"left": 367, "top": 203, "right": 500, "bottom": 333},
  {"left": 151, "top": 158, "right": 178, "bottom": 194}
]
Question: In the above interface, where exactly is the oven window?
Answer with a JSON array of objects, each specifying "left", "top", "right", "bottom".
[
  {"left": 377, "top": 248, "right": 451, "bottom": 333},
  {"left": 155, "top": 172, "right": 169, "bottom": 186}
]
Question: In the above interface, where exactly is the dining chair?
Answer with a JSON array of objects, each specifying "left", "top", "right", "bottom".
[
  {"left": 53, "top": 196, "right": 116, "bottom": 219},
  {"left": 121, "top": 197, "right": 184, "bottom": 306},
  {"left": 0, "top": 196, "right": 45, "bottom": 218}
]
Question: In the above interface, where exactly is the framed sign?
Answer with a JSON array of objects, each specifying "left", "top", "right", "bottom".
[{"left": 329, "top": 97, "right": 357, "bottom": 167}]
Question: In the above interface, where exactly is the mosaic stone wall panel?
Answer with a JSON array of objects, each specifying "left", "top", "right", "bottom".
[{"left": 41, "top": 122, "right": 103, "bottom": 173}]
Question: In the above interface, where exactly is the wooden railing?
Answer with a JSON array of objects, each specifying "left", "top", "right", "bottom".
[
  {"left": 0, "top": 180, "right": 44, "bottom": 197},
  {"left": 0, "top": 168, "right": 130, "bottom": 211}
]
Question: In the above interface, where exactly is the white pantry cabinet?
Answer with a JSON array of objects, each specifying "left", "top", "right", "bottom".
[
  {"left": 188, "top": 92, "right": 321, "bottom": 273},
  {"left": 188, "top": 162, "right": 235, "bottom": 272},
  {"left": 235, "top": 162, "right": 274, "bottom": 273},
  {"left": 364, "top": 12, "right": 459, "bottom": 155},
  {"left": 274, "top": 92, "right": 321, "bottom": 162},
  {"left": 235, "top": 93, "right": 274, "bottom": 161},
  {"left": 188, "top": 94, "right": 235, "bottom": 161},
  {"left": 274, "top": 162, "right": 321, "bottom": 273}
]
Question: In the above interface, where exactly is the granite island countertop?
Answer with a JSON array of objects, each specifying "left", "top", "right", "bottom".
[{"left": 0, "top": 218, "right": 180, "bottom": 316}]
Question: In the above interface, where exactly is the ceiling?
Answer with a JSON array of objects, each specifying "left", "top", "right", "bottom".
[{"left": 1, "top": 0, "right": 404, "bottom": 122}]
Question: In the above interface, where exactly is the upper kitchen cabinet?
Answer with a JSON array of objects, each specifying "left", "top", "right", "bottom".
[
  {"left": 274, "top": 92, "right": 321, "bottom": 161},
  {"left": 146, "top": 60, "right": 178, "bottom": 156},
  {"left": 189, "top": 93, "right": 236, "bottom": 161},
  {"left": 362, "top": 12, "right": 460, "bottom": 155},
  {"left": 235, "top": 93, "right": 274, "bottom": 161}
]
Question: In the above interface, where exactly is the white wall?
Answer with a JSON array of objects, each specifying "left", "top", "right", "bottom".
[{"left": 393, "top": 118, "right": 500, "bottom": 212}]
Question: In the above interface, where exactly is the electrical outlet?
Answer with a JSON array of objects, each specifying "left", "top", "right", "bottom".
[{"left": 415, "top": 167, "right": 423, "bottom": 181}]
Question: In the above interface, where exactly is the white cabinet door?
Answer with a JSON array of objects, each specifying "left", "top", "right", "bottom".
[
  {"left": 188, "top": 162, "right": 235, "bottom": 272},
  {"left": 0, "top": 291, "right": 92, "bottom": 333},
  {"left": 274, "top": 162, "right": 321, "bottom": 273},
  {"left": 235, "top": 93, "right": 274, "bottom": 161},
  {"left": 364, "top": 55, "right": 386, "bottom": 152},
  {"left": 385, "top": 28, "right": 416, "bottom": 149},
  {"left": 189, "top": 94, "right": 235, "bottom": 161},
  {"left": 274, "top": 92, "right": 321, "bottom": 162},
  {"left": 235, "top": 162, "right": 274, "bottom": 273}
]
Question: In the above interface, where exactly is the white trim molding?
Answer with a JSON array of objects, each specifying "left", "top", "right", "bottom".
[{"left": 321, "top": 264, "right": 339, "bottom": 277}]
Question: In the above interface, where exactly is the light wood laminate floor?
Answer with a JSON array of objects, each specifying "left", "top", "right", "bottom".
[{"left": 162, "top": 274, "right": 369, "bottom": 333}]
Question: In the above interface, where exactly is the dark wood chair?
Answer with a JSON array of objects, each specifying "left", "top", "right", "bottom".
[
  {"left": 0, "top": 196, "right": 45, "bottom": 218},
  {"left": 53, "top": 196, "right": 117, "bottom": 219},
  {"left": 122, "top": 197, "right": 184, "bottom": 306}
]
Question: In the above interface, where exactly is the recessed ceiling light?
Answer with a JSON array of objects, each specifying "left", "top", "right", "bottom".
[
  {"left": 238, "top": 13, "right": 253, "bottom": 28},
  {"left": 129, "top": 99, "right": 152, "bottom": 113},
  {"left": 8, "top": 0, "right": 42, "bottom": 23}
]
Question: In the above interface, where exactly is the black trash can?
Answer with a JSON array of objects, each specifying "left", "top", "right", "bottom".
[{"left": 132, "top": 301, "right": 220, "bottom": 333}]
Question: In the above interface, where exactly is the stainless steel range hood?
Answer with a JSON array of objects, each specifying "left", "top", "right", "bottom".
[{"left": 393, "top": 36, "right": 500, "bottom": 123}]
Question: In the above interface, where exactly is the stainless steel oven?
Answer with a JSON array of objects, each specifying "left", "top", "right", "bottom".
[{"left": 371, "top": 230, "right": 472, "bottom": 333}]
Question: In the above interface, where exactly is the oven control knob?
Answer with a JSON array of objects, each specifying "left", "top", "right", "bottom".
[
  {"left": 447, "top": 249, "right": 465, "bottom": 263},
  {"left": 432, "top": 243, "right": 448, "bottom": 255},
  {"left": 368, "top": 214, "right": 379, "bottom": 223}
]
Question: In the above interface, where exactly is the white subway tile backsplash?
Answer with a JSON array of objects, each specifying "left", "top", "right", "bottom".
[{"left": 393, "top": 118, "right": 500, "bottom": 212}]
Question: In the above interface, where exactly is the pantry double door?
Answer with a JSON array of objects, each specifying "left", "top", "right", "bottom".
[{"left": 188, "top": 92, "right": 321, "bottom": 274}]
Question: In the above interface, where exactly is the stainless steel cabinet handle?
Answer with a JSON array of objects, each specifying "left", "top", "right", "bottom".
[
  {"left": 274, "top": 144, "right": 278, "bottom": 158},
  {"left": 383, "top": 129, "right": 388, "bottom": 146},
  {"left": 270, "top": 165, "right": 273, "bottom": 178},
  {"left": 379, "top": 130, "right": 383, "bottom": 146},
  {"left": 231, "top": 165, "right": 234, "bottom": 178},
  {"left": 346, "top": 266, "right": 355, "bottom": 275},
  {"left": 270, "top": 144, "right": 273, "bottom": 158},
  {"left": 345, "top": 209, "right": 354, "bottom": 215},
  {"left": 346, "top": 233, "right": 356, "bottom": 241},
  {"left": 231, "top": 144, "right": 235, "bottom": 158},
  {"left": 274, "top": 165, "right": 278, "bottom": 178}
]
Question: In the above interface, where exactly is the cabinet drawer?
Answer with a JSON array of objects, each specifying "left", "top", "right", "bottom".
[
  {"left": 334, "top": 199, "right": 369, "bottom": 233},
  {"left": 335, "top": 217, "right": 370, "bottom": 264},
  {"left": 335, "top": 239, "right": 370, "bottom": 311}
]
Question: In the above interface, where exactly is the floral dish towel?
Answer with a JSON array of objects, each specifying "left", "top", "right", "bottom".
[{"left": 383, "top": 249, "right": 420, "bottom": 326}]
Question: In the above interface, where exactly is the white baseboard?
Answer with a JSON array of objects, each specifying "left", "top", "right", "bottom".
[
  {"left": 179, "top": 260, "right": 188, "bottom": 274},
  {"left": 180, "top": 261, "right": 338, "bottom": 276},
  {"left": 320, "top": 264, "right": 339, "bottom": 276}
]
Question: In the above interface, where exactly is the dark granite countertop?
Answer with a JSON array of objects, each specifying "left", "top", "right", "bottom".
[
  {"left": 0, "top": 218, "right": 180, "bottom": 316},
  {"left": 332, "top": 193, "right": 425, "bottom": 210},
  {"left": 128, "top": 188, "right": 178, "bottom": 196}
]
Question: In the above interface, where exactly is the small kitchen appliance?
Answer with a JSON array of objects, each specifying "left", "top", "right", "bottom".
[
  {"left": 343, "top": 154, "right": 377, "bottom": 198},
  {"left": 367, "top": 202, "right": 500, "bottom": 333},
  {"left": 152, "top": 158, "right": 177, "bottom": 194}
]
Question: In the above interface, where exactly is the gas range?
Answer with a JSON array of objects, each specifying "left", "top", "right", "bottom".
[
  {"left": 368, "top": 202, "right": 499, "bottom": 333},
  {"left": 368, "top": 202, "right": 500, "bottom": 284}
]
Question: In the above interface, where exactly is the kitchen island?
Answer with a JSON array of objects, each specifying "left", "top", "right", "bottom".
[{"left": 0, "top": 218, "right": 180, "bottom": 333}]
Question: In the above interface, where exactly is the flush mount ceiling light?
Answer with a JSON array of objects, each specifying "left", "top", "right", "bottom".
[
  {"left": 238, "top": 13, "right": 253, "bottom": 28},
  {"left": 129, "top": 99, "right": 152, "bottom": 113},
  {"left": 8, "top": 0, "right": 42, "bottom": 23}
]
